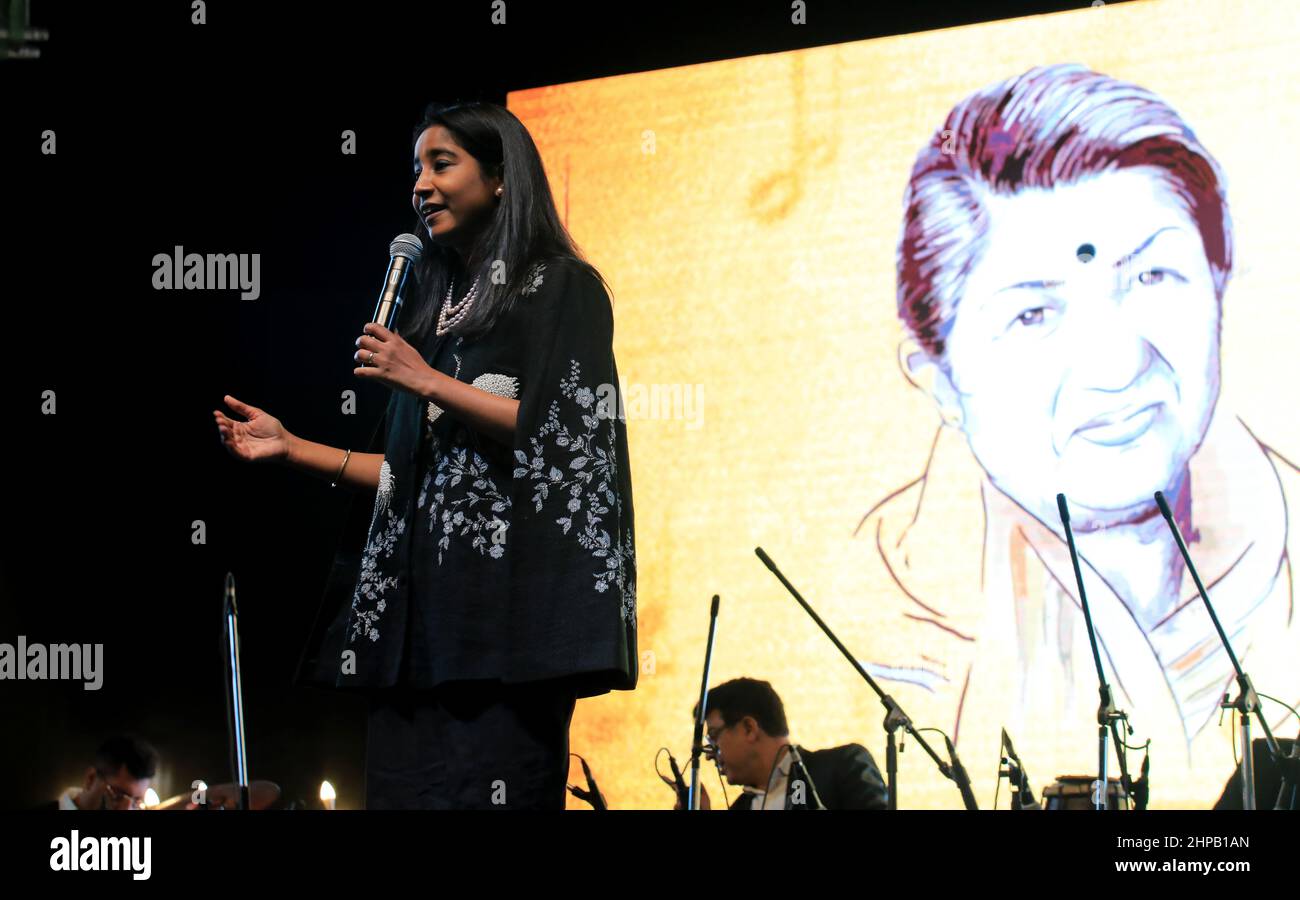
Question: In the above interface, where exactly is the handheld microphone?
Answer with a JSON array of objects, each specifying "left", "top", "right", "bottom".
[{"left": 372, "top": 234, "right": 422, "bottom": 330}]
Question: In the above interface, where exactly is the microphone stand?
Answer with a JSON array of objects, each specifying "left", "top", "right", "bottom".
[
  {"left": 1055, "top": 495, "right": 1135, "bottom": 811},
  {"left": 688, "top": 595, "right": 721, "bottom": 811},
  {"left": 1153, "top": 490, "right": 1297, "bottom": 810},
  {"left": 755, "top": 548, "right": 976, "bottom": 809},
  {"left": 222, "top": 573, "right": 250, "bottom": 811}
]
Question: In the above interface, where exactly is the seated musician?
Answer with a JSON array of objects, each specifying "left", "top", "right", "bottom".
[
  {"left": 681, "top": 678, "right": 890, "bottom": 810},
  {"left": 40, "top": 733, "right": 281, "bottom": 810},
  {"left": 50, "top": 735, "right": 158, "bottom": 810}
]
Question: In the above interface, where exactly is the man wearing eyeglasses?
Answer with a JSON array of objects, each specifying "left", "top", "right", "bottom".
[
  {"left": 679, "top": 678, "right": 889, "bottom": 810},
  {"left": 54, "top": 735, "right": 158, "bottom": 810}
]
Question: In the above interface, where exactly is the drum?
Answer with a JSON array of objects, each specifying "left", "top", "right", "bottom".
[{"left": 1042, "top": 775, "right": 1130, "bottom": 810}]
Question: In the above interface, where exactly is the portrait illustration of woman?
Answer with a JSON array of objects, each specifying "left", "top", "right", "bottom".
[{"left": 857, "top": 64, "right": 1299, "bottom": 807}]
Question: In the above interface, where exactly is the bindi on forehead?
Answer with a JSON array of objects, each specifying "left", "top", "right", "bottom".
[{"left": 980, "top": 169, "right": 1188, "bottom": 251}]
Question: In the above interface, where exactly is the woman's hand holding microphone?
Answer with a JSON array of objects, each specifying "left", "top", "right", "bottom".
[{"left": 351, "top": 322, "right": 438, "bottom": 397}]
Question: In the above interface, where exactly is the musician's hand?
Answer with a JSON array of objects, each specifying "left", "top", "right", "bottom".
[{"left": 353, "top": 323, "right": 436, "bottom": 398}]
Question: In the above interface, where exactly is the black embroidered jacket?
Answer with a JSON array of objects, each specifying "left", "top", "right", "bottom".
[{"left": 296, "top": 257, "right": 637, "bottom": 698}]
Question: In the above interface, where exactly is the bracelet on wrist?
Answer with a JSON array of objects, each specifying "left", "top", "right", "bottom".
[{"left": 331, "top": 448, "right": 352, "bottom": 488}]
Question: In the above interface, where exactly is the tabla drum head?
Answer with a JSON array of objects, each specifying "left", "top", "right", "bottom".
[{"left": 1042, "top": 775, "right": 1131, "bottom": 810}]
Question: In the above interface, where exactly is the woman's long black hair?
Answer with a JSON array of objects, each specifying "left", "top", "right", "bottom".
[{"left": 399, "top": 100, "right": 610, "bottom": 348}]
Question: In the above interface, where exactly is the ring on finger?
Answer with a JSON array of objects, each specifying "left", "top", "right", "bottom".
[{"left": 368, "top": 350, "right": 377, "bottom": 365}]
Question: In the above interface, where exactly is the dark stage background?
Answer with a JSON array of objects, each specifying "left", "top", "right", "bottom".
[{"left": 1, "top": 0, "right": 1124, "bottom": 810}]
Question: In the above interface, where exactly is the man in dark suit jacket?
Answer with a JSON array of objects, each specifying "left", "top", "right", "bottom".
[
  {"left": 726, "top": 742, "right": 888, "bottom": 810},
  {"left": 684, "top": 677, "right": 889, "bottom": 810}
]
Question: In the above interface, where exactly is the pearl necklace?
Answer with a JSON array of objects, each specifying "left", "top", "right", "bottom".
[{"left": 435, "top": 274, "right": 480, "bottom": 336}]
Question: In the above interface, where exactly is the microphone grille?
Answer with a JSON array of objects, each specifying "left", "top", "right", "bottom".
[{"left": 389, "top": 233, "right": 423, "bottom": 263}]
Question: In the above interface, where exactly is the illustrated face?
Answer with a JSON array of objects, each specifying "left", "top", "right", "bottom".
[
  {"left": 934, "top": 167, "right": 1221, "bottom": 526},
  {"left": 411, "top": 125, "right": 501, "bottom": 254}
]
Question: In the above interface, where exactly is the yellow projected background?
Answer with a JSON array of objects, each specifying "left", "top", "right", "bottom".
[{"left": 509, "top": 0, "right": 1300, "bottom": 809}]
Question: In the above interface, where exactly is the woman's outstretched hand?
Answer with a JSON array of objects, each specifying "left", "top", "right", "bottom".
[
  {"left": 213, "top": 395, "right": 293, "bottom": 464},
  {"left": 354, "top": 322, "right": 436, "bottom": 398}
]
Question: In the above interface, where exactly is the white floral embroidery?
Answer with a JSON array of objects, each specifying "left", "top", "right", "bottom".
[
  {"left": 513, "top": 359, "right": 636, "bottom": 625},
  {"left": 349, "top": 505, "right": 406, "bottom": 643},
  {"left": 520, "top": 262, "right": 546, "bottom": 296},
  {"left": 620, "top": 526, "right": 637, "bottom": 625},
  {"left": 419, "top": 446, "right": 512, "bottom": 563}
]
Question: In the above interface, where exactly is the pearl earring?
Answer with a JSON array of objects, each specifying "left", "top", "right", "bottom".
[{"left": 496, "top": 187, "right": 503, "bottom": 196}]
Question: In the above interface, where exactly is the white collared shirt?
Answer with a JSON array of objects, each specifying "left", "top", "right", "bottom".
[
  {"left": 746, "top": 745, "right": 795, "bottom": 811},
  {"left": 57, "top": 787, "right": 82, "bottom": 810}
]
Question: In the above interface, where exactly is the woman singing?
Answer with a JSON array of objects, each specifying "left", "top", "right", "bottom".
[{"left": 212, "top": 101, "right": 637, "bottom": 810}]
